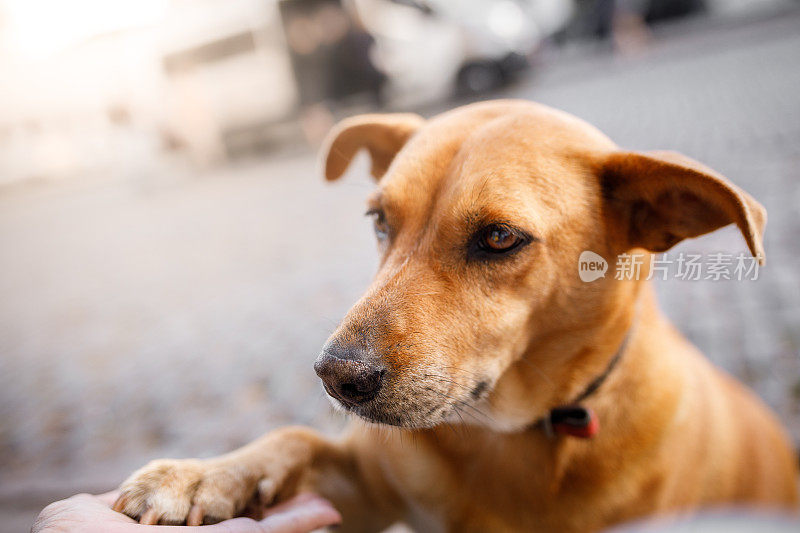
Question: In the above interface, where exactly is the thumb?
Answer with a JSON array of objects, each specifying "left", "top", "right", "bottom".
[
  {"left": 259, "top": 493, "right": 342, "bottom": 533},
  {"left": 95, "top": 491, "right": 121, "bottom": 507}
]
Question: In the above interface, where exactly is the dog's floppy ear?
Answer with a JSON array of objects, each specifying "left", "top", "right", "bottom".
[
  {"left": 601, "top": 150, "right": 766, "bottom": 264},
  {"left": 321, "top": 113, "right": 425, "bottom": 182}
]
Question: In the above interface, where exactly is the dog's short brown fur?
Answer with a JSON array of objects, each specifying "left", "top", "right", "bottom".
[{"left": 116, "top": 100, "right": 798, "bottom": 531}]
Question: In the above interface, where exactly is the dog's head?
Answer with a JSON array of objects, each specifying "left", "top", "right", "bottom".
[{"left": 314, "top": 100, "right": 765, "bottom": 429}]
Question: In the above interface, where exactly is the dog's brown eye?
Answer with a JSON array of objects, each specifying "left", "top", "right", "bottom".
[
  {"left": 484, "top": 227, "right": 518, "bottom": 250},
  {"left": 469, "top": 223, "right": 531, "bottom": 260},
  {"left": 367, "top": 209, "right": 390, "bottom": 241}
]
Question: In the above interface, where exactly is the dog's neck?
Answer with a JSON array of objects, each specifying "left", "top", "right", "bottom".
[
  {"left": 481, "top": 283, "right": 675, "bottom": 435},
  {"left": 416, "top": 283, "right": 690, "bottom": 499},
  {"left": 530, "top": 324, "right": 633, "bottom": 439}
]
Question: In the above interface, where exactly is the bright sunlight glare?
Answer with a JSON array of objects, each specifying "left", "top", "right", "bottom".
[{"left": 1, "top": 0, "right": 167, "bottom": 59}]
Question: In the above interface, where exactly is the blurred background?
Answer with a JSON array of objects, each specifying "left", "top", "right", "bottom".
[{"left": 1, "top": 0, "right": 799, "bottom": 530}]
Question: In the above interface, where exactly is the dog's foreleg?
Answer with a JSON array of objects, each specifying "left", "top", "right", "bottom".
[{"left": 116, "top": 425, "right": 401, "bottom": 530}]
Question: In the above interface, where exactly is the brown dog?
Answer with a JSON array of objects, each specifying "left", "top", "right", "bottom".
[{"left": 115, "top": 100, "right": 798, "bottom": 531}]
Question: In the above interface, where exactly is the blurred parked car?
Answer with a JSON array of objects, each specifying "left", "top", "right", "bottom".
[{"left": 352, "top": 0, "right": 576, "bottom": 102}]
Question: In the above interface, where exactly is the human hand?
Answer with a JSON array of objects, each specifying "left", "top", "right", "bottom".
[{"left": 32, "top": 491, "right": 341, "bottom": 533}]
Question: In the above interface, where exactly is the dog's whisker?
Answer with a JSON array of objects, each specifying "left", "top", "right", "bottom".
[{"left": 423, "top": 385, "right": 495, "bottom": 426}]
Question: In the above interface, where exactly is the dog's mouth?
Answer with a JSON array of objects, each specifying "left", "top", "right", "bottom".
[
  {"left": 321, "top": 382, "right": 382, "bottom": 414},
  {"left": 321, "top": 378, "right": 489, "bottom": 429},
  {"left": 322, "top": 386, "right": 411, "bottom": 426}
]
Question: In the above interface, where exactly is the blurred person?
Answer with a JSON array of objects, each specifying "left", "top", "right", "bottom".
[
  {"left": 32, "top": 491, "right": 340, "bottom": 533},
  {"left": 580, "top": 0, "right": 651, "bottom": 52},
  {"left": 575, "top": 0, "right": 705, "bottom": 53},
  {"left": 281, "top": 0, "right": 386, "bottom": 145},
  {"left": 613, "top": 0, "right": 652, "bottom": 54}
]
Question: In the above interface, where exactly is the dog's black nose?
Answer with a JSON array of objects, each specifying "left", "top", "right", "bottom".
[{"left": 314, "top": 344, "right": 385, "bottom": 405}]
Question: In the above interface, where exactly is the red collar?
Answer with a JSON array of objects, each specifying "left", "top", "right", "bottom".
[{"left": 534, "top": 329, "right": 631, "bottom": 439}]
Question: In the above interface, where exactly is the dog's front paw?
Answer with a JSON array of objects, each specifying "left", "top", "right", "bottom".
[{"left": 114, "top": 458, "right": 258, "bottom": 525}]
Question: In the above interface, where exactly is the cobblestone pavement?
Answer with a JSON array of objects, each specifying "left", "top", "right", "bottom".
[{"left": 2, "top": 10, "right": 799, "bottom": 532}]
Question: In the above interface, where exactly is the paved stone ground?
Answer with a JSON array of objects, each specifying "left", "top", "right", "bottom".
[{"left": 2, "top": 9, "right": 799, "bottom": 532}]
